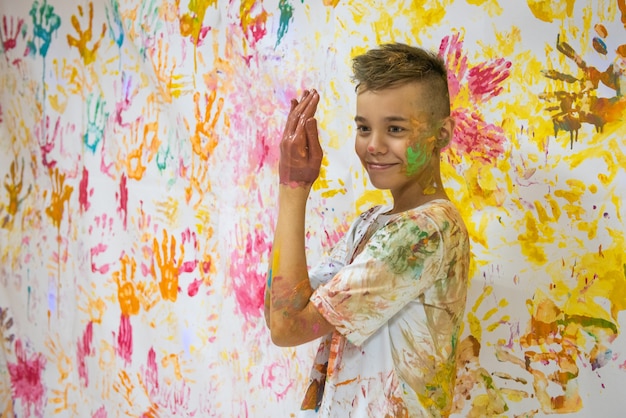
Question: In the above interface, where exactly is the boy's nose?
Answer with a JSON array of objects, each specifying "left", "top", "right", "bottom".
[{"left": 367, "top": 132, "right": 387, "bottom": 153}]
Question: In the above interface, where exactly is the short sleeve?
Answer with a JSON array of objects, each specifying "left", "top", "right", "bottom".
[{"left": 310, "top": 212, "right": 444, "bottom": 346}]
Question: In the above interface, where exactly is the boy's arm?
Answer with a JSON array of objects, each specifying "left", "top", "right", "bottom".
[{"left": 264, "top": 89, "right": 335, "bottom": 347}]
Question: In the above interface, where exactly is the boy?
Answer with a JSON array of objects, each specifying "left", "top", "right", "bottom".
[{"left": 264, "top": 43, "right": 470, "bottom": 417}]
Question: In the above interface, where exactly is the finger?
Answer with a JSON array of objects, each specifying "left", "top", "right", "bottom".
[
  {"left": 301, "top": 90, "right": 320, "bottom": 120},
  {"left": 305, "top": 118, "right": 322, "bottom": 162},
  {"left": 283, "top": 94, "right": 305, "bottom": 137}
]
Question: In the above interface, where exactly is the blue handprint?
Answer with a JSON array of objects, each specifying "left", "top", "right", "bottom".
[
  {"left": 27, "top": 0, "right": 61, "bottom": 58},
  {"left": 84, "top": 93, "right": 108, "bottom": 153}
]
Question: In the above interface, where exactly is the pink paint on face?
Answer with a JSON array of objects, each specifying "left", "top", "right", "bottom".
[
  {"left": 77, "top": 321, "right": 94, "bottom": 387},
  {"left": 116, "top": 314, "right": 133, "bottom": 365},
  {"left": 8, "top": 339, "right": 47, "bottom": 417}
]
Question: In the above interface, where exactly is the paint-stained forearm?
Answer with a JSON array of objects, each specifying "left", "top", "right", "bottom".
[
  {"left": 265, "top": 89, "right": 334, "bottom": 346},
  {"left": 267, "top": 186, "right": 312, "bottom": 341}
]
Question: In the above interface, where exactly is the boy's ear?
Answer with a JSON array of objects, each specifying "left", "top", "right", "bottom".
[{"left": 435, "top": 117, "right": 455, "bottom": 149}]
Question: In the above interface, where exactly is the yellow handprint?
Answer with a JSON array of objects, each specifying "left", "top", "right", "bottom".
[{"left": 66, "top": 2, "right": 107, "bottom": 65}]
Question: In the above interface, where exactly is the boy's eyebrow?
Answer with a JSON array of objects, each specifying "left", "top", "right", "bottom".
[{"left": 354, "top": 115, "right": 409, "bottom": 123}]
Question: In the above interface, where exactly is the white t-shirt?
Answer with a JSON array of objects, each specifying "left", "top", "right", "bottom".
[{"left": 301, "top": 199, "right": 470, "bottom": 417}]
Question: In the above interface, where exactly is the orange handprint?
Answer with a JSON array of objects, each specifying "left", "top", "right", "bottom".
[
  {"left": 152, "top": 229, "right": 184, "bottom": 302},
  {"left": 188, "top": 90, "right": 224, "bottom": 160},
  {"left": 113, "top": 254, "right": 140, "bottom": 316},
  {"left": 66, "top": 2, "right": 107, "bottom": 65},
  {"left": 44, "top": 167, "right": 73, "bottom": 231},
  {"left": 149, "top": 37, "right": 190, "bottom": 103}
]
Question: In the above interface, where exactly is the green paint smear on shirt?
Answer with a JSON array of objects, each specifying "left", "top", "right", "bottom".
[{"left": 406, "top": 143, "right": 429, "bottom": 176}]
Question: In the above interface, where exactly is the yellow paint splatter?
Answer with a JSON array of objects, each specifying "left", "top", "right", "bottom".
[{"left": 527, "top": 0, "right": 576, "bottom": 22}]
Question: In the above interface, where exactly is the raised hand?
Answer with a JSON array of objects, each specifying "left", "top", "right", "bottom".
[{"left": 279, "top": 89, "right": 322, "bottom": 187}]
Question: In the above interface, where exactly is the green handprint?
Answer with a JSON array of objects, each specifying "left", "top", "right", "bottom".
[
  {"left": 27, "top": 0, "right": 61, "bottom": 57},
  {"left": 84, "top": 93, "right": 108, "bottom": 153},
  {"left": 105, "top": 0, "right": 124, "bottom": 48}
]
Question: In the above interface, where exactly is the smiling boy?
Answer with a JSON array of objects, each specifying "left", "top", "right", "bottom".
[{"left": 265, "top": 43, "right": 470, "bottom": 417}]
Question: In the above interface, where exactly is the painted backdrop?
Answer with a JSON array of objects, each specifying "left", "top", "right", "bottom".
[{"left": 1, "top": 0, "right": 625, "bottom": 416}]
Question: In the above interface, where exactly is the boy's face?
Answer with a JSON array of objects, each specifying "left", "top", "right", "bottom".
[{"left": 354, "top": 81, "right": 443, "bottom": 197}]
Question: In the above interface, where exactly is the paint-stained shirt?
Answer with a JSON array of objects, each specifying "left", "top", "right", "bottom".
[{"left": 301, "top": 199, "right": 470, "bottom": 418}]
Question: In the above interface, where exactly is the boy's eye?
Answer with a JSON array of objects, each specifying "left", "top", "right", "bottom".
[
  {"left": 356, "top": 125, "right": 370, "bottom": 133},
  {"left": 388, "top": 126, "right": 405, "bottom": 133}
]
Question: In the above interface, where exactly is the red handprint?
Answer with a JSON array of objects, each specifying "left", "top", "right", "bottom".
[{"left": 1, "top": 16, "right": 25, "bottom": 53}]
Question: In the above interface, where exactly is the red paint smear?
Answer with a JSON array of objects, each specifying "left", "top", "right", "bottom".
[
  {"left": 452, "top": 108, "right": 506, "bottom": 164},
  {"left": 468, "top": 58, "right": 511, "bottom": 101},
  {"left": 79, "top": 165, "right": 91, "bottom": 212},
  {"left": 7, "top": 339, "right": 47, "bottom": 417},
  {"left": 92, "top": 406, "right": 107, "bottom": 418},
  {"left": 117, "top": 173, "right": 128, "bottom": 230},
  {"left": 116, "top": 314, "right": 133, "bottom": 365},
  {"left": 180, "top": 260, "right": 198, "bottom": 273},
  {"left": 1, "top": 17, "right": 25, "bottom": 52},
  {"left": 439, "top": 32, "right": 510, "bottom": 164},
  {"left": 229, "top": 228, "right": 271, "bottom": 320},
  {"left": 77, "top": 321, "right": 94, "bottom": 387},
  {"left": 144, "top": 348, "right": 159, "bottom": 397},
  {"left": 90, "top": 242, "right": 110, "bottom": 274},
  {"left": 240, "top": 5, "right": 268, "bottom": 45},
  {"left": 261, "top": 362, "right": 294, "bottom": 401},
  {"left": 187, "top": 278, "right": 202, "bottom": 297},
  {"left": 251, "top": 131, "right": 277, "bottom": 172}
]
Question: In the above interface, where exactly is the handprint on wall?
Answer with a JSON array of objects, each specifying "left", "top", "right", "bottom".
[
  {"left": 1, "top": 16, "right": 27, "bottom": 62},
  {"left": 152, "top": 229, "right": 184, "bottom": 302},
  {"left": 66, "top": 2, "right": 107, "bottom": 65},
  {"left": 540, "top": 19, "right": 626, "bottom": 148},
  {"left": 2, "top": 158, "right": 32, "bottom": 229},
  {"left": 27, "top": 0, "right": 61, "bottom": 58},
  {"left": 439, "top": 32, "right": 511, "bottom": 166}
]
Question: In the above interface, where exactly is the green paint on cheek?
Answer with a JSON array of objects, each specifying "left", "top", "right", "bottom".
[{"left": 406, "top": 143, "right": 429, "bottom": 176}]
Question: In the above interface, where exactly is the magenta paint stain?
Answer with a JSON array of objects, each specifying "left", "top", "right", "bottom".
[
  {"left": 92, "top": 406, "right": 107, "bottom": 418},
  {"left": 79, "top": 165, "right": 93, "bottom": 212},
  {"left": 116, "top": 173, "right": 128, "bottom": 230},
  {"left": 77, "top": 321, "right": 94, "bottom": 387},
  {"left": 8, "top": 339, "right": 47, "bottom": 417},
  {"left": 187, "top": 278, "right": 202, "bottom": 297},
  {"left": 1, "top": 16, "right": 25, "bottom": 52},
  {"left": 261, "top": 362, "right": 294, "bottom": 401},
  {"left": 116, "top": 314, "right": 133, "bottom": 365},
  {"left": 35, "top": 115, "right": 62, "bottom": 170},
  {"left": 439, "top": 32, "right": 510, "bottom": 163},
  {"left": 229, "top": 228, "right": 271, "bottom": 320},
  {"left": 143, "top": 347, "right": 159, "bottom": 397}
]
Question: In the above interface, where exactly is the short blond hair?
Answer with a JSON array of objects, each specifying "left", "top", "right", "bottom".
[{"left": 352, "top": 43, "right": 451, "bottom": 119}]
